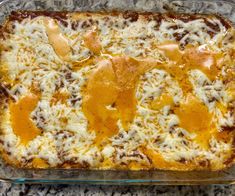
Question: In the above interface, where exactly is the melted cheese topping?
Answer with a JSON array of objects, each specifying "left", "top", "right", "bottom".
[
  {"left": 83, "top": 59, "right": 119, "bottom": 144},
  {"left": 0, "top": 11, "right": 234, "bottom": 170},
  {"left": 83, "top": 30, "right": 102, "bottom": 55},
  {"left": 151, "top": 93, "right": 174, "bottom": 110},
  {"left": 174, "top": 94, "right": 214, "bottom": 149},
  {"left": 9, "top": 94, "right": 41, "bottom": 144},
  {"left": 44, "top": 18, "right": 71, "bottom": 61}
]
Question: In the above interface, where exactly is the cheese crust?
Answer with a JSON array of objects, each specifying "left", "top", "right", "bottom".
[{"left": 0, "top": 11, "right": 234, "bottom": 170}]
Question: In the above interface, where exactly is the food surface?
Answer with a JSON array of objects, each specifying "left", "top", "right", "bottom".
[{"left": 0, "top": 11, "right": 234, "bottom": 170}]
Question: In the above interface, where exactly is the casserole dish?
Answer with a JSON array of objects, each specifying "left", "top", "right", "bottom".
[{"left": 0, "top": 0, "right": 234, "bottom": 184}]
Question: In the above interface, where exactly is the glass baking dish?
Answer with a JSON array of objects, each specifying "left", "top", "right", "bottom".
[{"left": 0, "top": 0, "right": 234, "bottom": 185}]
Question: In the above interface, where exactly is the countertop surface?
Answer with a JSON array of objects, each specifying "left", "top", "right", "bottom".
[
  {"left": 0, "top": 0, "right": 234, "bottom": 195},
  {"left": 0, "top": 183, "right": 234, "bottom": 196}
]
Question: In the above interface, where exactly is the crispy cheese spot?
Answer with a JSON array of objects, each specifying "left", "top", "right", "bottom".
[
  {"left": 10, "top": 94, "right": 41, "bottom": 145},
  {"left": 44, "top": 18, "right": 71, "bottom": 61}
]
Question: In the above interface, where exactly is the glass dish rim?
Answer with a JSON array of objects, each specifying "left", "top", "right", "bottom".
[{"left": 0, "top": 168, "right": 234, "bottom": 185}]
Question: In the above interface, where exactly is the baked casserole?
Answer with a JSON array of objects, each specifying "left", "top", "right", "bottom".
[{"left": 0, "top": 11, "right": 234, "bottom": 170}]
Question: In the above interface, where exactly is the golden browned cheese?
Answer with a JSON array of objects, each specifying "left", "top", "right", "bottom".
[
  {"left": 10, "top": 94, "right": 41, "bottom": 144},
  {"left": 44, "top": 18, "right": 71, "bottom": 61}
]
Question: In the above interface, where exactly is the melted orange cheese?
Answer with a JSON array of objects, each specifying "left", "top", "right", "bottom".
[
  {"left": 82, "top": 60, "right": 119, "bottom": 144},
  {"left": 151, "top": 93, "right": 174, "bottom": 110},
  {"left": 83, "top": 56, "right": 161, "bottom": 143},
  {"left": 44, "top": 18, "right": 71, "bottom": 61},
  {"left": 10, "top": 94, "right": 41, "bottom": 145},
  {"left": 112, "top": 57, "right": 162, "bottom": 129},
  {"left": 157, "top": 43, "right": 221, "bottom": 94},
  {"left": 174, "top": 94, "right": 214, "bottom": 149},
  {"left": 72, "top": 55, "right": 93, "bottom": 69},
  {"left": 183, "top": 47, "right": 220, "bottom": 80},
  {"left": 32, "top": 158, "right": 49, "bottom": 168},
  {"left": 82, "top": 43, "right": 223, "bottom": 146},
  {"left": 127, "top": 161, "right": 148, "bottom": 170},
  {"left": 112, "top": 56, "right": 144, "bottom": 129},
  {"left": 157, "top": 43, "right": 192, "bottom": 94},
  {"left": 83, "top": 30, "right": 102, "bottom": 55},
  {"left": 142, "top": 147, "right": 197, "bottom": 170},
  {"left": 158, "top": 42, "right": 183, "bottom": 62}
]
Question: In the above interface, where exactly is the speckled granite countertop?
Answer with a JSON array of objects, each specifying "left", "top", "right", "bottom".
[{"left": 0, "top": 183, "right": 233, "bottom": 196}]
